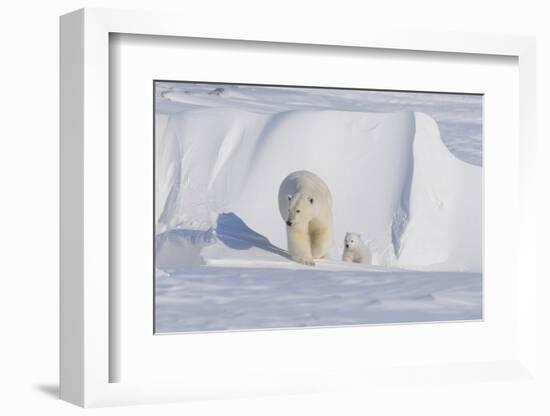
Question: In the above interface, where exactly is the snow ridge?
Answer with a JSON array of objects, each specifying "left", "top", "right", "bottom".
[
  {"left": 155, "top": 109, "right": 481, "bottom": 272},
  {"left": 391, "top": 115, "right": 415, "bottom": 259}
]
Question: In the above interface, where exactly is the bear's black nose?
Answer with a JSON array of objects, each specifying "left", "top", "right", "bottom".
[
  {"left": 345, "top": 244, "right": 349, "bottom": 248},
  {"left": 286, "top": 221, "right": 292, "bottom": 227}
]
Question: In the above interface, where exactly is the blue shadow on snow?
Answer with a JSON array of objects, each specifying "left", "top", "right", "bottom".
[{"left": 216, "top": 212, "right": 287, "bottom": 258}]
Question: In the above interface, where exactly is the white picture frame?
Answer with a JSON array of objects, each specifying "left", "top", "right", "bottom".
[{"left": 60, "top": 7, "right": 538, "bottom": 407}]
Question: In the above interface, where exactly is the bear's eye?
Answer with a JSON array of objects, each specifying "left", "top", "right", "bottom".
[
  {"left": 351, "top": 240, "right": 354, "bottom": 243},
  {"left": 296, "top": 210, "right": 300, "bottom": 213}
]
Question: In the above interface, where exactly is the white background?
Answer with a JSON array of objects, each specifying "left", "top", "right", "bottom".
[{"left": 1, "top": 1, "right": 548, "bottom": 415}]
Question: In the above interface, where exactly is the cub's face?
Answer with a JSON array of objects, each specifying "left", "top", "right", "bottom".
[
  {"left": 285, "top": 193, "right": 315, "bottom": 227},
  {"left": 344, "top": 232, "right": 361, "bottom": 249}
]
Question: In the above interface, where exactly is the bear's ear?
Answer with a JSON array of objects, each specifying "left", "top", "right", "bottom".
[
  {"left": 309, "top": 197, "right": 314, "bottom": 204},
  {"left": 287, "top": 194, "right": 292, "bottom": 201}
]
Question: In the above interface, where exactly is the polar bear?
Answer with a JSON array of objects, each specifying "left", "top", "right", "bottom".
[
  {"left": 342, "top": 232, "right": 371, "bottom": 264},
  {"left": 278, "top": 171, "right": 333, "bottom": 266}
]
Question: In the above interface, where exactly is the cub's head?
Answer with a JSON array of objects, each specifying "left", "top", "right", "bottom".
[
  {"left": 285, "top": 193, "right": 316, "bottom": 227},
  {"left": 344, "top": 232, "right": 361, "bottom": 249}
]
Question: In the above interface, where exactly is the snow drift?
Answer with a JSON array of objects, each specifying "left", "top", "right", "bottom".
[{"left": 155, "top": 109, "right": 482, "bottom": 272}]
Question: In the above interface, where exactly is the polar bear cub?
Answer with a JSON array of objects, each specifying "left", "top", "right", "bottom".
[
  {"left": 278, "top": 171, "right": 334, "bottom": 266},
  {"left": 342, "top": 232, "right": 371, "bottom": 264}
]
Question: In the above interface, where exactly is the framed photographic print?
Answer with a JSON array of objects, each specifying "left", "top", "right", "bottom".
[{"left": 60, "top": 8, "right": 538, "bottom": 408}]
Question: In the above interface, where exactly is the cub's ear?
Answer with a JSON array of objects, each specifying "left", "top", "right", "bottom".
[
  {"left": 287, "top": 194, "right": 292, "bottom": 201},
  {"left": 309, "top": 197, "right": 314, "bottom": 204}
]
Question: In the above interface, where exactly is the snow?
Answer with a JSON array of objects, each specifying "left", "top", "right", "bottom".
[
  {"left": 156, "top": 267, "right": 481, "bottom": 333},
  {"left": 154, "top": 83, "right": 483, "bottom": 333},
  {"left": 156, "top": 82, "right": 483, "bottom": 166}
]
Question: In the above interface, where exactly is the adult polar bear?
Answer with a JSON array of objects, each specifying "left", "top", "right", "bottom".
[{"left": 278, "top": 171, "right": 334, "bottom": 266}]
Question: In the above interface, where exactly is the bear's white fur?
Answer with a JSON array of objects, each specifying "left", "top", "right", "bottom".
[
  {"left": 278, "top": 171, "right": 333, "bottom": 266},
  {"left": 342, "top": 232, "right": 371, "bottom": 264}
]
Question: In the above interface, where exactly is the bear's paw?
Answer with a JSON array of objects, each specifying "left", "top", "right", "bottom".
[{"left": 289, "top": 255, "right": 315, "bottom": 266}]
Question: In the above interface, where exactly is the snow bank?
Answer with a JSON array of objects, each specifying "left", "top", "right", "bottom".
[
  {"left": 157, "top": 83, "right": 483, "bottom": 166},
  {"left": 156, "top": 109, "right": 481, "bottom": 272}
]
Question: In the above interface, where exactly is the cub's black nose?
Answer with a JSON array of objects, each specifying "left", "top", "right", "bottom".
[
  {"left": 286, "top": 221, "right": 292, "bottom": 226},
  {"left": 345, "top": 244, "right": 349, "bottom": 248}
]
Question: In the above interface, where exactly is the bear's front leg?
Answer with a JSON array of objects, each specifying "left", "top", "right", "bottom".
[
  {"left": 309, "top": 219, "right": 332, "bottom": 260},
  {"left": 287, "top": 226, "right": 315, "bottom": 266},
  {"left": 342, "top": 250, "right": 354, "bottom": 262}
]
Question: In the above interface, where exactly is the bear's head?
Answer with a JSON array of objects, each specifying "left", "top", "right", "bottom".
[
  {"left": 285, "top": 192, "right": 317, "bottom": 228},
  {"left": 344, "top": 232, "right": 361, "bottom": 250}
]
